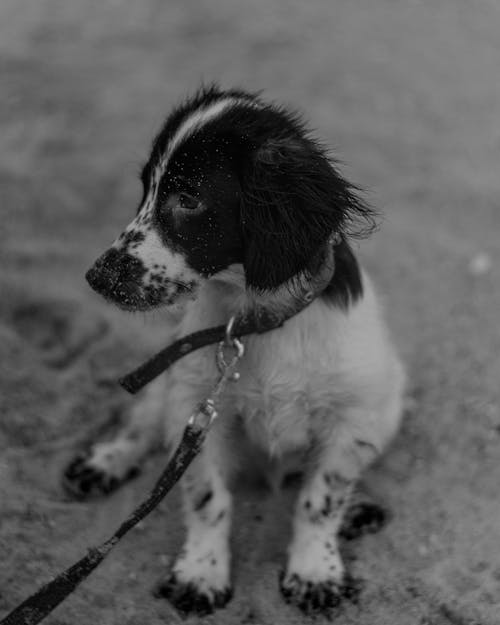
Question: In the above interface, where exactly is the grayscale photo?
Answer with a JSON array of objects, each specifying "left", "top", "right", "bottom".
[{"left": 1, "top": 2, "right": 499, "bottom": 624}]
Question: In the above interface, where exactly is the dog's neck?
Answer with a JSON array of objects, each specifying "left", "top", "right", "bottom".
[{"left": 209, "top": 241, "right": 336, "bottom": 322}]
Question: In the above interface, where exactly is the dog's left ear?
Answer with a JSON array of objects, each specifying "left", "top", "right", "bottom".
[{"left": 240, "top": 137, "right": 374, "bottom": 291}]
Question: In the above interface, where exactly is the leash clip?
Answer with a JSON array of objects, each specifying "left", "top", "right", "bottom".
[
  {"left": 216, "top": 315, "right": 244, "bottom": 380},
  {"left": 190, "top": 317, "right": 245, "bottom": 429}
]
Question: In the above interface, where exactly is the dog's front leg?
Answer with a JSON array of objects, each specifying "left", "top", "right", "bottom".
[
  {"left": 63, "top": 375, "right": 167, "bottom": 498},
  {"left": 281, "top": 409, "right": 395, "bottom": 614},
  {"left": 156, "top": 379, "right": 233, "bottom": 615}
]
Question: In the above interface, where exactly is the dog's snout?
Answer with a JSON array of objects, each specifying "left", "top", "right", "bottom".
[
  {"left": 86, "top": 248, "right": 145, "bottom": 296},
  {"left": 86, "top": 249, "right": 120, "bottom": 294}
]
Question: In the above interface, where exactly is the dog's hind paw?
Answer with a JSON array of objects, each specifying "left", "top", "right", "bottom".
[
  {"left": 339, "top": 500, "right": 389, "bottom": 540},
  {"left": 154, "top": 573, "right": 232, "bottom": 615},
  {"left": 62, "top": 450, "right": 139, "bottom": 499}
]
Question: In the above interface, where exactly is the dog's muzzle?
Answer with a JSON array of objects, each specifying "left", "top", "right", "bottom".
[{"left": 86, "top": 248, "right": 146, "bottom": 305}]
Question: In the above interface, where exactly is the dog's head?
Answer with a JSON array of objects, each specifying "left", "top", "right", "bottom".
[{"left": 86, "top": 86, "right": 375, "bottom": 312}]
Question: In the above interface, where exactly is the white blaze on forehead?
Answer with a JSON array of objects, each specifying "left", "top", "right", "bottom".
[
  {"left": 129, "top": 97, "right": 257, "bottom": 227},
  {"left": 128, "top": 98, "right": 255, "bottom": 227},
  {"left": 112, "top": 96, "right": 260, "bottom": 276},
  {"left": 160, "top": 96, "right": 257, "bottom": 171}
]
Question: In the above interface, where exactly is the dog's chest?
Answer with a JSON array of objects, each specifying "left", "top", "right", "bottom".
[
  {"left": 222, "top": 331, "right": 333, "bottom": 456},
  {"left": 231, "top": 379, "right": 313, "bottom": 456}
]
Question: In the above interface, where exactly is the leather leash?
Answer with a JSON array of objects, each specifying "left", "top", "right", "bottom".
[
  {"left": 0, "top": 333, "right": 245, "bottom": 625},
  {"left": 0, "top": 244, "right": 336, "bottom": 625},
  {"left": 119, "top": 308, "right": 287, "bottom": 394}
]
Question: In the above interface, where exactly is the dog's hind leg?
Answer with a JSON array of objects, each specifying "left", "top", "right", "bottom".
[
  {"left": 339, "top": 487, "right": 390, "bottom": 540},
  {"left": 62, "top": 375, "right": 166, "bottom": 498}
]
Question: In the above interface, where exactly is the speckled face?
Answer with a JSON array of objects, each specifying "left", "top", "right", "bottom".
[
  {"left": 86, "top": 87, "right": 372, "bottom": 309},
  {"left": 85, "top": 95, "right": 246, "bottom": 311}
]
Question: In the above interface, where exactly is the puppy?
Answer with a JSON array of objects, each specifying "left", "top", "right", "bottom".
[{"left": 65, "top": 86, "right": 405, "bottom": 615}]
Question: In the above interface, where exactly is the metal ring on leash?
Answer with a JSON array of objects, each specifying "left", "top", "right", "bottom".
[
  {"left": 216, "top": 316, "right": 245, "bottom": 379},
  {"left": 224, "top": 315, "right": 237, "bottom": 346}
]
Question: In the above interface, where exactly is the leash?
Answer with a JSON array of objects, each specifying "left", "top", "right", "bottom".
[
  {"left": 0, "top": 327, "right": 245, "bottom": 625},
  {"left": 119, "top": 308, "right": 287, "bottom": 394},
  {"left": 1, "top": 244, "right": 336, "bottom": 625}
]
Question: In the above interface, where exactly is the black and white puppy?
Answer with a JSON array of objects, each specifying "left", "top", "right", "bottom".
[{"left": 66, "top": 86, "right": 405, "bottom": 615}]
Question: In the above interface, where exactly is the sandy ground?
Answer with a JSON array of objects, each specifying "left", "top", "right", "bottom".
[{"left": 1, "top": 1, "right": 500, "bottom": 623}]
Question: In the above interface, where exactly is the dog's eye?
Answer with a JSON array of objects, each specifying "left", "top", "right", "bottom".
[{"left": 178, "top": 192, "right": 202, "bottom": 211}]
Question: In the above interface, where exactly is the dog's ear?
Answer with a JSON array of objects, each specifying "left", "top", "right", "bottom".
[{"left": 240, "top": 137, "right": 375, "bottom": 291}]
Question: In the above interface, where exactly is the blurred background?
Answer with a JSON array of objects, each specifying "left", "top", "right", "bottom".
[{"left": 1, "top": 1, "right": 499, "bottom": 624}]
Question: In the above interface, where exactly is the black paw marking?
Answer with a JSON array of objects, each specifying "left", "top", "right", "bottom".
[
  {"left": 281, "top": 470, "right": 304, "bottom": 489},
  {"left": 339, "top": 501, "right": 389, "bottom": 540},
  {"left": 280, "top": 571, "right": 362, "bottom": 614},
  {"left": 62, "top": 452, "right": 140, "bottom": 499},
  {"left": 154, "top": 574, "right": 232, "bottom": 616}
]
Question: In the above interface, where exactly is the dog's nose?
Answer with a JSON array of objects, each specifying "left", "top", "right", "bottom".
[
  {"left": 86, "top": 249, "right": 122, "bottom": 295},
  {"left": 86, "top": 247, "right": 146, "bottom": 297}
]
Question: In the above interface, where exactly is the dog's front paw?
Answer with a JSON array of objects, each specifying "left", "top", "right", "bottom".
[
  {"left": 155, "top": 546, "right": 232, "bottom": 615},
  {"left": 280, "top": 570, "right": 362, "bottom": 614},
  {"left": 62, "top": 449, "right": 139, "bottom": 499},
  {"left": 154, "top": 573, "right": 232, "bottom": 616}
]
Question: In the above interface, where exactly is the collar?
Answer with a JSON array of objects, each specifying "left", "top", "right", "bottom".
[{"left": 119, "top": 240, "right": 336, "bottom": 394}]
